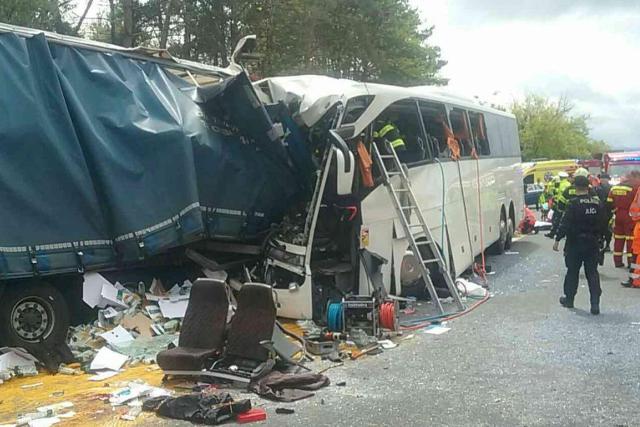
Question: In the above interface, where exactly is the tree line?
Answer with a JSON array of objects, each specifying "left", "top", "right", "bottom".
[
  {"left": 511, "top": 95, "right": 609, "bottom": 162},
  {"left": 0, "top": 0, "right": 447, "bottom": 86},
  {"left": 0, "top": 1, "right": 609, "bottom": 159}
]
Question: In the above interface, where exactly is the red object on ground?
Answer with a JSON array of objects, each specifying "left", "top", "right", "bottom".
[
  {"left": 519, "top": 207, "right": 537, "bottom": 234},
  {"left": 237, "top": 408, "right": 267, "bottom": 423}
]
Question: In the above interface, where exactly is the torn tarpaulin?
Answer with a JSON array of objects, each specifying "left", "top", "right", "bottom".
[{"left": 249, "top": 371, "right": 330, "bottom": 402}]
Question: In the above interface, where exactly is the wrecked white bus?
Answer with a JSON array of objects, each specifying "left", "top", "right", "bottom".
[{"left": 256, "top": 76, "right": 524, "bottom": 319}]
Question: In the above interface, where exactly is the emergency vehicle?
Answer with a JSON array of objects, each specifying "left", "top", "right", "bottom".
[{"left": 604, "top": 151, "right": 640, "bottom": 184}]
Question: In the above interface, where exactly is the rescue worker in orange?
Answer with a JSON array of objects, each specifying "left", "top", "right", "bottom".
[
  {"left": 622, "top": 171, "right": 640, "bottom": 288},
  {"left": 622, "top": 176, "right": 640, "bottom": 288},
  {"left": 607, "top": 171, "right": 640, "bottom": 268}
]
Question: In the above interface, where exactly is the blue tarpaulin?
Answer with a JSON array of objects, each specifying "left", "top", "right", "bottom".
[{"left": 0, "top": 32, "right": 306, "bottom": 279}]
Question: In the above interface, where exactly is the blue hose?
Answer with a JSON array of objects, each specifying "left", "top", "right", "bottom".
[{"left": 327, "top": 302, "right": 343, "bottom": 332}]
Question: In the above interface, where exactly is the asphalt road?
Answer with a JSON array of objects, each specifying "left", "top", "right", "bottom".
[
  {"left": 257, "top": 233, "right": 640, "bottom": 427},
  {"left": 156, "top": 233, "right": 640, "bottom": 426}
]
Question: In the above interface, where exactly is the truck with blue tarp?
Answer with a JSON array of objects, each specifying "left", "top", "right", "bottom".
[{"left": 0, "top": 23, "right": 316, "bottom": 359}]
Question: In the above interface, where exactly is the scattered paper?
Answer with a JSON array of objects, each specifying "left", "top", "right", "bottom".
[
  {"left": 21, "top": 382, "right": 43, "bottom": 389},
  {"left": 100, "top": 281, "right": 128, "bottom": 309},
  {"left": 121, "top": 406, "right": 142, "bottom": 421},
  {"left": 83, "top": 272, "right": 131, "bottom": 309},
  {"left": 378, "top": 339, "right": 397, "bottom": 349},
  {"left": 89, "top": 370, "right": 120, "bottom": 381},
  {"left": 99, "top": 326, "right": 135, "bottom": 346},
  {"left": 102, "top": 307, "right": 121, "bottom": 319},
  {"left": 150, "top": 324, "right": 166, "bottom": 336},
  {"left": 504, "top": 251, "right": 519, "bottom": 255},
  {"left": 145, "top": 305, "right": 163, "bottom": 321},
  {"left": 28, "top": 416, "right": 61, "bottom": 427},
  {"left": 37, "top": 402, "right": 74, "bottom": 414},
  {"left": 423, "top": 325, "right": 451, "bottom": 335},
  {"left": 90, "top": 347, "right": 128, "bottom": 372},
  {"left": 109, "top": 383, "right": 170, "bottom": 406},
  {"left": 0, "top": 348, "right": 37, "bottom": 371},
  {"left": 83, "top": 272, "right": 110, "bottom": 308},
  {"left": 158, "top": 299, "right": 188, "bottom": 319},
  {"left": 121, "top": 313, "right": 154, "bottom": 338},
  {"left": 167, "top": 284, "right": 182, "bottom": 296}
]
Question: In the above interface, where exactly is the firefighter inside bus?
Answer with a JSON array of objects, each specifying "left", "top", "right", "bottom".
[{"left": 374, "top": 100, "right": 427, "bottom": 164}]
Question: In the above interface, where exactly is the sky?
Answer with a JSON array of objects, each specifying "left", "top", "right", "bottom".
[
  {"left": 71, "top": 1, "right": 638, "bottom": 149},
  {"left": 410, "top": 0, "right": 640, "bottom": 149}
]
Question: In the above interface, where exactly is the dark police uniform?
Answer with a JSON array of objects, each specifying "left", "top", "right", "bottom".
[
  {"left": 555, "top": 193, "right": 607, "bottom": 310},
  {"left": 550, "top": 184, "right": 597, "bottom": 237}
]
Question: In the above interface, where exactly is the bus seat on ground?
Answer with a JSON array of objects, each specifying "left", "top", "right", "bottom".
[{"left": 156, "top": 278, "right": 228, "bottom": 371}]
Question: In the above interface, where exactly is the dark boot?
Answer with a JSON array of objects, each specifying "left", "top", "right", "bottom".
[
  {"left": 621, "top": 280, "right": 633, "bottom": 288},
  {"left": 545, "top": 232, "right": 555, "bottom": 239},
  {"left": 559, "top": 296, "right": 574, "bottom": 308},
  {"left": 590, "top": 295, "right": 600, "bottom": 315}
]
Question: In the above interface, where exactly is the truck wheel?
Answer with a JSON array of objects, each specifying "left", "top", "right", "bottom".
[{"left": 0, "top": 281, "right": 69, "bottom": 350}]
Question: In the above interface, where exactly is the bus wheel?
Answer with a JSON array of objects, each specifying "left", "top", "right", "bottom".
[
  {"left": 488, "top": 214, "right": 508, "bottom": 255},
  {"left": 504, "top": 217, "right": 515, "bottom": 250},
  {"left": 0, "top": 281, "right": 70, "bottom": 351}
]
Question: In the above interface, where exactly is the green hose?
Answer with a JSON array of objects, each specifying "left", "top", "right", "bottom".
[{"left": 435, "top": 158, "right": 448, "bottom": 271}]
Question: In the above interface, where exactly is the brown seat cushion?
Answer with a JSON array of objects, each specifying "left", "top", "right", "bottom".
[{"left": 157, "top": 347, "right": 218, "bottom": 371}]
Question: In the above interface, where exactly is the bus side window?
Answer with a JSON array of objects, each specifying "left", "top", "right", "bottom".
[
  {"left": 469, "top": 111, "right": 491, "bottom": 156},
  {"left": 418, "top": 101, "right": 448, "bottom": 159},
  {"left": 374, "top": 99, "right": 427, "bottom": 164},
  {"left": 449, "top": 108, "right": 474, "bottom": 157}
]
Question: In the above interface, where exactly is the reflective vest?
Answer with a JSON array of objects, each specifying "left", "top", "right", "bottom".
[
  {"left": 607, "top": 183, "right": 637, "bottom": 216},
  {"left": 553, "top": 179, "right": 572, "bottom": 211},
  {"left": 630, "top": 189, "right": 640, "bottom": 223},
  {"left": 374, "top": 123, "right": 405, "bottom": 150}
]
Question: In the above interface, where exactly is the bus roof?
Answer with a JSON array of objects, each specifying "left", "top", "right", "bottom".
[{"left": 256, "top": 75, "right": 515, "bottom": 135}]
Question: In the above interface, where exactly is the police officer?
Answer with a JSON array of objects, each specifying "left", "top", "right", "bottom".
[{"left": 553, "top": 175, "right": 607, "bottom": 315}]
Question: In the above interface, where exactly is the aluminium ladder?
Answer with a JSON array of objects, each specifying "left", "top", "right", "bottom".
[{"left": 372, "top": 143, "right": 465, "bottom": 314}]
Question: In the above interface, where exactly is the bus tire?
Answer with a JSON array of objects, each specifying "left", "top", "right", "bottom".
[
  {"left": 504, "top": 217, "right": 515, "bottom": 250},
  {"left": 0, "top": 281, "right": 70, "bottom": 353},
  {"left": 488, "top": 213, "right": 508, "bottom": 255}
]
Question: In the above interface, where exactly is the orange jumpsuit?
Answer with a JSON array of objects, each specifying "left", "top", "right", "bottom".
[
  {"left": 607, "top": 182, "right": 638, "bottom": 267},
  {"left": 629, "top": 190, "right": 640, "bottom": 287}
]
